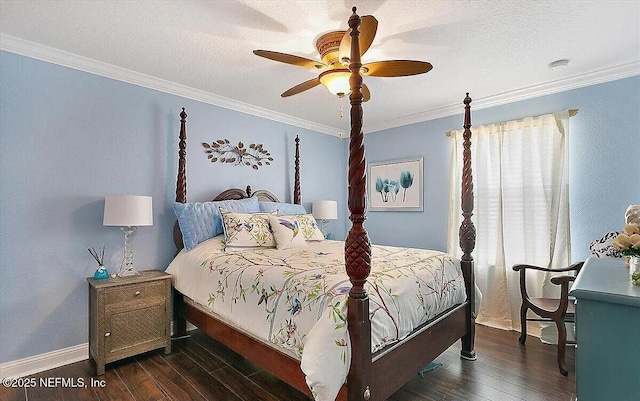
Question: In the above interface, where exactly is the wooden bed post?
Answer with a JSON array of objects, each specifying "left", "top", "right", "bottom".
[
  {"left": 172, "top": 107, "right": 189, "bottom": 252},
  {"left": 459, "top": 94, "right": 477, "bottom": 361},
  {"left": 345, "top": 7, "right": 373, "bottom": 401},
  {"left": 174, "top": 107, "right": 188, "bottom": 337},
  {"left": 294, "top": 135, "right": 301, "bottom": 205},
  {"left": 176, "top": 108, "right": 187, "bottom": 204}
]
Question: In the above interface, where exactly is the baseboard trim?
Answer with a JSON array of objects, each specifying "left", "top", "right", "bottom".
[
  {"left": 0, "top": 343, "right": 88, "bottom": 379},
  {"left": 0, "top": 321, "right": 200, "bottom": 379}
]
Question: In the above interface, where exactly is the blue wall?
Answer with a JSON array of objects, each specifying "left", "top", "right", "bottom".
[
  {"left": 0, "top": 51, "right": 347, "bottom": 364},
  {"left": 361, "top": 115, "right": 457, "bottom": 250},
  {"left": 1, "top": 48, "right": 638, "bottom": 366},
  {"left": 364, "top": 76, "right": 640, "bottom": 261}
]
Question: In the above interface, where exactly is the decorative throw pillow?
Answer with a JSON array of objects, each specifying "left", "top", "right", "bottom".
[
  {"left": 259, "top": 201, "right": 307, "bottom": 215},
  {"left": 174, "top": 197, "right": 260, "bottom": 250},
  {"left": 279, "top": 213, "right": 325, "bottom": 241},
  {"left": 268, "top": 215, "right": 307, "bottom": 250},
  {"left": 220, "top": 209, "right": 277, "bottom": 250}
]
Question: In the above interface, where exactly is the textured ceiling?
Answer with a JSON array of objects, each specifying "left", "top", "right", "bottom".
[{"left": 1, "top": 0, "right": 639, "bottom": 136}]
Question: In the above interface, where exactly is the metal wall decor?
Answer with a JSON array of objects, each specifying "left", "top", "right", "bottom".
[{"left": 202, "top": 139, "right": 273, "bottom": 170}]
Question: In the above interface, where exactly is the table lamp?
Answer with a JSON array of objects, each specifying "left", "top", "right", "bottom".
[
  {"left": 312, "top": 200, "right": 338, "bottom": 238},
  {"left": 103, "top": 195, "right": 153, "bottom": 277}
]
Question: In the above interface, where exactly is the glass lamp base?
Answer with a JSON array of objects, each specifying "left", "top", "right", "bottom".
[
  {"left": 117, "top": 267, "right": 139, "bottom": 277},
  {"left": 319, "top": 219, "right": 329, "bottom": 239},
  {"left": 117, "top": 226, "right": 140, "bottom": 277}
]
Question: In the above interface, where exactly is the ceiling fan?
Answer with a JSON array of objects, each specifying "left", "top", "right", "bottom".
[{"left": 253, "top": 14, "right": 433, "bottom": 101}]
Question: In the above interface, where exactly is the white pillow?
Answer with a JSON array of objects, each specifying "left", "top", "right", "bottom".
[
  {"left": 220, "top": 209, "right": 276, "bottom": 250},
  {"left": 269, "top": 215, "right": 307, "bottom": 250},
  {"left": 279, "top": 213, "right": 325, "bottom": 241}
]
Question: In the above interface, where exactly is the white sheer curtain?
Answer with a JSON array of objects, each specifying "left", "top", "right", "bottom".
[{"left": 447, "top": 111, "right": 571, "bottom": 341}]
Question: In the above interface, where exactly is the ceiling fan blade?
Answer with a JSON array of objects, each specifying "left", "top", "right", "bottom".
[
  {"left": 338, "top": 15, "right": 378, "bottom": 63},
  {"left": 362, "top": 60, "right": 433, "bottom": 77},
  {"left": 281, "top": 78, "right": 321, "bottom": 97},
  {"left": 362, "top": 83, "right": 371, "bottom": 102},
  {"left": 359, "top": 16, "right": 378, "bottom": 56},
  {"left": 253, "top": 50, "right": 325, "bottom": 69},
  {"left": 338, "top": 32, "right": 350, "bottom": 64}
]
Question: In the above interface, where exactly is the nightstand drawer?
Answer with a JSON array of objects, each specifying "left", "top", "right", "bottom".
[{"left": 105, "top": 280, "right": 165, "bottom": 306}]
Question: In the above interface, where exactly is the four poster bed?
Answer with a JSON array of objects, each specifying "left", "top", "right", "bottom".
[{"left": 169, "top": 8, "right": 477, "bottom": 401}]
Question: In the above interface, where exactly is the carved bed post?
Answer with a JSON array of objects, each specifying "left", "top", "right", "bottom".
[
  {"left": 345, "top": 7, "right": 373, "bottom": 401},
  {"left": 176, "top": 107, "right": 188, "bottom": 204},
  {"left": 174, "top": 107, "right": 188, "bottom": 337},
  {"left": 294, "top": 135, "right": 301, "bottom": 204},
  {"left": 459, "top": 94, "right": 477, "bottom": 360}
]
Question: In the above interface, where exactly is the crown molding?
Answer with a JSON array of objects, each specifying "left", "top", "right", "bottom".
[
  {"left": 366, "top": 61, "right": 640, "bottom": 133},
  {"left": 0, "top": 34, "right": 341, "bottom": 137},
  {"left": 2, "top": 34, "right": 637, "bottom": 137}
]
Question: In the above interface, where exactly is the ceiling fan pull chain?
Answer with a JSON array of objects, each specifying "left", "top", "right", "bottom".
[{"left": 339, "top": 95, "right": 344, "bottom": 118}]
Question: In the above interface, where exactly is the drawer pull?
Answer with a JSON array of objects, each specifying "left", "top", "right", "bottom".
[
  {"left": 104, "top": 332, "right": 111, "bottom": 337},
  {"left": 134, "top": 291, "right": 141, "bottom": 296},
  {"left": 364, "top": 386, "right": 371, "bottom": 400}
]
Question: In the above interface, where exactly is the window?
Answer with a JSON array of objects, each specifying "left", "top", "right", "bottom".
[{"left": 447, "top": 111, "right": 571, "bottom": 340}]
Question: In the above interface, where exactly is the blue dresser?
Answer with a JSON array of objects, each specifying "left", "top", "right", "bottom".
[{"left": 569, "top": 257, "right": 640, "bottom": 401}]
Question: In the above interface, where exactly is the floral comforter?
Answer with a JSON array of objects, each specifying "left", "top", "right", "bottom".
[{"left": 167, "top": 236, "right": 466, "bottom": 401}]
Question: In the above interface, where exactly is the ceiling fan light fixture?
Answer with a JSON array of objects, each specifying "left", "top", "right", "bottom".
[
  {"left": 319, "top": 69, "right": 351, "bottom": 97},
  {"left": 316, "top": 31, "right": 346, "bottom": 66}
]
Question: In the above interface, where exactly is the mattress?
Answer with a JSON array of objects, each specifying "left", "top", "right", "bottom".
[{"left": 167, "top": 235, "right": 467, "bottom": 400}]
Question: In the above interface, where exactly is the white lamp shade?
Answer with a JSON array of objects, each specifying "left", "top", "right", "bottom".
[
  {"left": 312, "top": 200, "right": 338, "bottom": 220},
  {"left": 103, "top": 195, "right": 153, "bottom": 227}
]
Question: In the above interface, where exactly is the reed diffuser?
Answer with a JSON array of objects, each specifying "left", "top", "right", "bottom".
[{"left": 88, "top": 245, "right": 109, "bottom": 279}]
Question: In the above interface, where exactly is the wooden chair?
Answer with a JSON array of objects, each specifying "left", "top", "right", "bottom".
[{"left": 513, "top": 262, "right": 584, "bottom": 376}]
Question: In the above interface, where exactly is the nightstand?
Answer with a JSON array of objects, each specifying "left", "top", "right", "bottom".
[{"left": 87, "top": 270, "right": 171, "bottom": 375}]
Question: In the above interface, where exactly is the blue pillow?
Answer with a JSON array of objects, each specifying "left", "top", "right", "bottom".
[
  {"left": 174, "top": 197, "right": 260, "bottom": 250},
  {"left": 259, "top": 201, "right": 307, "bottom": 215}
]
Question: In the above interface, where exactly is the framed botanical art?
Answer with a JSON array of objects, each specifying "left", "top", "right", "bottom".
[{"left": 368, "top": 157, "right": 423, "bottom": 211}]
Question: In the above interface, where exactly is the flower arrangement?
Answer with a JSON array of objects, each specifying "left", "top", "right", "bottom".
[{"left": 612, "top": 224, "right": 640, "bottom": 257}]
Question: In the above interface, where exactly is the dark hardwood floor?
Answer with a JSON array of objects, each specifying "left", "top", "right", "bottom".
[{"left": 0, "top": 324, "right": 575, "bottom": 401}]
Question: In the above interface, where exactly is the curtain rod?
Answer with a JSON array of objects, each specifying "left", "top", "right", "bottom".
[{"left": 444, "top": 108, "right": 579, "bottom": 137}]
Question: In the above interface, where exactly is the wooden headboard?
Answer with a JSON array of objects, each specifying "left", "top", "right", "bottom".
[
  {"left": 212, "top": 186, "right": 280, "bottom": 202},
  {"left": 172, "top": 116, "right": 302, "bottom": 252}
]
